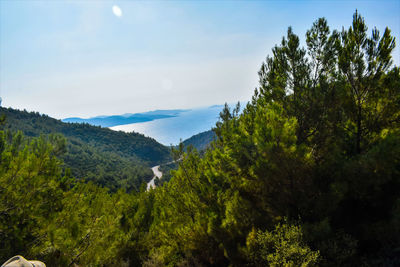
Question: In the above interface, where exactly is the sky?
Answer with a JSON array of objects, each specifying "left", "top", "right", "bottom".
[{"left": 1, "top": 0, "right": 399, "bottom": 119}]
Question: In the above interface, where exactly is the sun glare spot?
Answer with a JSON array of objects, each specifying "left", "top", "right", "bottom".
[{"left": 112, "top": 5, "right": 122, "bottom": 17}]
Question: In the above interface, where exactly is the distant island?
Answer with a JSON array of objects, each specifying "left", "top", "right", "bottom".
[{"left": 62, "top": 109, "right": 189, "bottom": 127}]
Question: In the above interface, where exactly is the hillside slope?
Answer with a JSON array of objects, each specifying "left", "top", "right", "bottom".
[
  {"left": 182, "top": 129, "right": 215, "bottom": 151},
  {"left": 0, "top": 107, "right": 172, "bottom": 191}
]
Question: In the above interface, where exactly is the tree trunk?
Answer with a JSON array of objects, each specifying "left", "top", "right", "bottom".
[{"left": 356, "top": 101, "right": 362, "bottom": 154}]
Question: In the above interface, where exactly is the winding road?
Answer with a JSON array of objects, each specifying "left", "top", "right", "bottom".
[{"left": 146, "top": 165, "right": 162, "bottom": 190}]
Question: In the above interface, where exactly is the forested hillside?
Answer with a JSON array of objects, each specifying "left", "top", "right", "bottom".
[
  {"left": 182, "top": 129, "right": 215, "bottom": 151},
  {"left": 1, "top": 12, "right": 399, "bottom": 266},
  {"left": 0, "top": 107, "right": 171, "bottom": 191}
]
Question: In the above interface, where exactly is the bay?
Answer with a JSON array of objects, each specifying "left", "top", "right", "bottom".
[{"left": 110, "top": 105, "right": 225, "bottom": 146}]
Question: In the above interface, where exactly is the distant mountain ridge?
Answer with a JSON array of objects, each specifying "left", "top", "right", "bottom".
[{"left": 63, "top": 109, "right": 189, "bottom": 127}]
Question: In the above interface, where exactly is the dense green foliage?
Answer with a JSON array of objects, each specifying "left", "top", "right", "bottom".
[
  {"left": 245, "top": 224, "right": 320, "bottom": 266},
  {"left": 0, "top": 130, "right": 167, "bottom": 266},
  {"left": 0, "top": 131, "right": 127, "bottom": 265},
  {"left": 0, "top": 107, "right": 172, "bottom": 191},
  {"left": 1, "top": 12, "right": 399, "bottom": 267},
  {"left": 143, "top": 12, "right": 400, "bottom": 266}
]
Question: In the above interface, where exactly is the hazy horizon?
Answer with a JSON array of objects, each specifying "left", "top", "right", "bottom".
[{"left": 1, "top": 0, "right": 399, "bottom": 120}]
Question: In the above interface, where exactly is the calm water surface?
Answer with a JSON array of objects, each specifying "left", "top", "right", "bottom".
[{"left": 110, "top": 106, "right": 225, "bottom": 145}]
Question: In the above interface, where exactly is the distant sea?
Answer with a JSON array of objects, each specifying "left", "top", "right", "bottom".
[{"left": 110, "top": 105, "right": 231, "bottom": 145}]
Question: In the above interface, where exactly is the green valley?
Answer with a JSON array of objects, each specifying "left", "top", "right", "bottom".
[{"left": 0, "top": 107, "right": 172, "bottom": 191}]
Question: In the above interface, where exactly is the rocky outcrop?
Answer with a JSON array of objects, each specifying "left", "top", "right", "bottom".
[{"left": 1, "top": 256, "right": 46, "bottom": 267}]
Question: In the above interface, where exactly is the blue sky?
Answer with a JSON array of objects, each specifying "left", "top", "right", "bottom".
[{"left": 1, "top": 0, "right": 399, "bottom": 119}]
